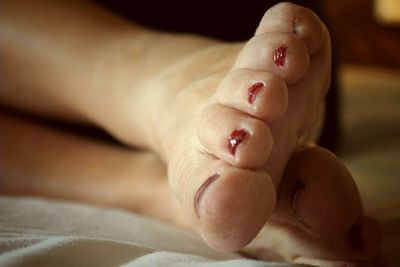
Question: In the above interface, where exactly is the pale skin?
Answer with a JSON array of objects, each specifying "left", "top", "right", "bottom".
[{"left": 0, "top": 1, "right": 383, "bottom": 266}]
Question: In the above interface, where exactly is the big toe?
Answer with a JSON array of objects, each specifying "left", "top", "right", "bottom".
[
  {"left": 273, "top": 145, "right": 364, "bottom": 238},
  {"left": 168, "top": 150, "right": 276, "bottom": 251}
]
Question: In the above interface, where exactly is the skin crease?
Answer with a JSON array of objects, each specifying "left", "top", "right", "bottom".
[{"left": 0, "top": 1, "right": 383, "bottom": 266}]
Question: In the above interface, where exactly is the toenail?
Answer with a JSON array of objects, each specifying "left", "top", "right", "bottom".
[
  {"left": 273, "top": 46, "right": 287, "bottom": 67},
  {"left": 228, "top": 129, "right": 248, "bottom": 156},
  {"left": 292, "top": 181, "right": 309, "bottom": 227},
  {"left": 247, "top": 82, "right": 265, "bottom": 105},
  {"left": 347, "top": 222, "right": 365, "bottom": 250},
  {"left": 194, "top": 173, "right": 220, "bottom": 218}
]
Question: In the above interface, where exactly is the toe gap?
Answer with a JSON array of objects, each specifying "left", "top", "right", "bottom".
[{"left": 292, "top": 16, "right": 299, "bottom": 34}]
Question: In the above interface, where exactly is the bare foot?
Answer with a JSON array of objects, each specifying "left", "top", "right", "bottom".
[
  {"left": 244, "top": 145, "right": 382, "bottom": 266},
  {"left": 97, "top": 2, "right": 382, "bottom": 263},
  {"left": 0, "top": 1, "right": 383, "bottom": 265},
  {"left": 148, "top": 2, "right": 330, "bottom": 249}
]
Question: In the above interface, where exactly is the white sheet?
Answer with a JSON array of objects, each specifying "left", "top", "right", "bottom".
[{"left": 0, "top": 196, "right": 296, "bottom": 267}]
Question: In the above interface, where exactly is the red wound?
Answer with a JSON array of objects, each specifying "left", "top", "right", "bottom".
[
  {"left": 194, "top": 173, "right": 220, "bottom": 218},
  {"left": 228, "top": 129, "right": 248, "bottom": 155},
  {"left": 273, "top": 46, "right": 287, "bottom": 67},
  {"left": 248, "top": 82, "right": 264, "bottom": 104}
]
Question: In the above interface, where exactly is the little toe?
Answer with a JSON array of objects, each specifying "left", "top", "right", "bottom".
[
  {"left": 234, "top": 32, "right": 310, "bottom": 85},
  {"left": 255, "top": 2, "right": 326, "bottom": 54},
  {"left": 197, "top": 103, "right": 273, "bottom": 168},
  {"left": 216, "top": 68, "right": 288, "bottom": 123}
]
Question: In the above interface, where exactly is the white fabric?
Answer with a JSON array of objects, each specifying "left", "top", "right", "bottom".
[{"left": 0, "top": 196, "right": 296, "bottom": 267}]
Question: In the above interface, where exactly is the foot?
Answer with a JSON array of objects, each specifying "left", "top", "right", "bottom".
[
  {"left": 114, "top": 2, "right": 381, "bottom": 263},
  {"left": 243, "top": 145, "right": 382, "bottom": 265},
  {"left": 153, "top": 2, "right": 326, "bottom": 247}
]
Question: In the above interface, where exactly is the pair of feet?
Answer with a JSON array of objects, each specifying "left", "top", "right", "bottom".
[{"left": 103, "top": 3, "right": 382, "bottom": 266}]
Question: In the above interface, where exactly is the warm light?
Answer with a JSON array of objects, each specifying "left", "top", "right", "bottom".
[{"left": 375, "top": 0, "right": 400, "bottom": 25}]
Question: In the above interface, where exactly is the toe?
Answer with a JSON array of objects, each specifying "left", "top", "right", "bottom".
[
  {"left": 284, "top": 29, "right": 331, "bottom": 138},
  {"left": 234, "top": 32, "right": 310, "bottom": 85},
  {"left": 216, "top": 68, "right": 288, "bottom": 123},
  {"left": 255, "top": 2, "right": 326, "bottom": 54},
  {"left": 250, "top": 214, "right": 381, "bottom": 263},
  {"left": 168, "top": 150, "right": 276, "bottom": 251},
  {"left": 197, "top": 103, "right": 273, "bottom": 168},
  {"left": 273, "top": 145, "right": 363, "bottom": 238},
  {"left": 347, "top": 215, "right": 382, "bottom": 256},
  {"left": 199, "top": 165, "right": 276, "bottom": 251}
]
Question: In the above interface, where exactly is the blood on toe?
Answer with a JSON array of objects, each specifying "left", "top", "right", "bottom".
[
  {"left": 273, "top": 45, "right": 287, "bottom": 67},
  {"left": 228, "top": 129, "right": 248, "bottom": 156},
  {"left": 194, "top": 173, "right": 220, "bottom": 218},
  {"left": 247, "top": 82, "right": 264, "bottom": 104}
]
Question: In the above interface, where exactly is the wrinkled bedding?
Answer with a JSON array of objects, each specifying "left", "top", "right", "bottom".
[{"left": 0, "top": 196, "right": 297, "bottom": 267}]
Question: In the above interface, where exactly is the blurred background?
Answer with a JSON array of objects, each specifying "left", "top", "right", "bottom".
[
  {"left": 324, "top": 1, "right": 400, "bottom": 265},
  {"left": 324, "top": 0, "right": 400, "bottom": 69}
]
